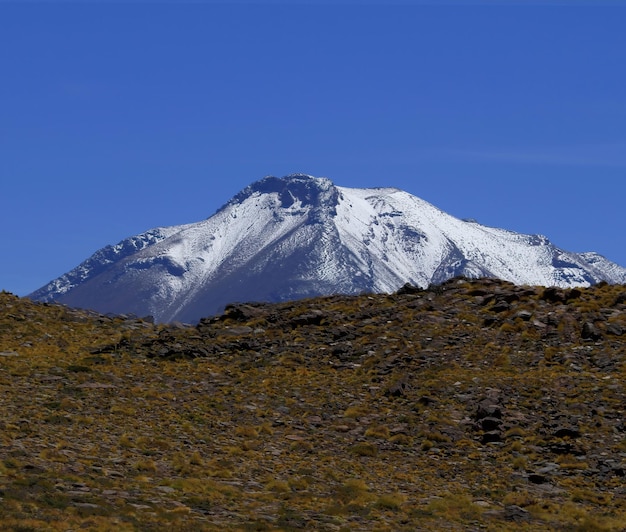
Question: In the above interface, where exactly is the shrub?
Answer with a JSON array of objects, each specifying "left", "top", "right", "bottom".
[{"left": 349, "top": 442, "right": 378, "bottom": 457}]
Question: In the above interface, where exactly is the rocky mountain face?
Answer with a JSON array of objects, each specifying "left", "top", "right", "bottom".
[
  {"left": 30, "top": 174, "right": 626, "bottom": 323},
  {"left": 2, "top": 278, "right": 626, "bottom": 530}
]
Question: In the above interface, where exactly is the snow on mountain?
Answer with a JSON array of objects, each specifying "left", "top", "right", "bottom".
[{"left": 30, "top": 174, "right": 626, "bottom": 323}]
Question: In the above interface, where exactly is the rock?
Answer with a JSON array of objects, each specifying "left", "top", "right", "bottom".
[
  {"left": 417, "top": 395, "right": 436, "bottom": 406},
  {"left": 606, "top": 323, "right": 624, "bottom": 336},
  {"left": 548, "top": 441, "right": 584, "bottom": 456},
  {"left": 581, "top": 322, "right": 602, "bottom": 341},
  {"left": 553, "top": 427, "right": 581, "bottom": 439},
  {"left": 612, "top": 465, "right": 625, "bottom": 477},
  {"left": 565, "top": 288, "right": 582, "bottom": 300},
  {"left": 542, "top": 287, "right": 565, "bottom": 303},
  {"left": 480, "top": 417, "right": 502, "bottom": 431},
  {"left": 386, "top": 375, "right": 411, "bottom": 397},
  {"left": 476, "top": 401, "right": 502, "bottom": 421},
  {"left": 396, "top": 283, "right": 422, "bottom": 295},
  {"left": 504, "top": 504, "right": 532, "bottom": 522},
  {"left": 490, "top": 301, "right": 511, "bottom": 313},
  {"left": 478, "top": 294, "right": 496, "bottom": 306},
  {"left": 515, "top": 310, "right": 533, "bottom": 321},
  {"left": 473, "top": 499, "right": 492, "bottom": 508},
  {"left": 222, "top": 303, "right": 269, "bottom": 321},
  {"left": 481, "top": 431, "right": 502, "bottom": 444},
  {"left": 537, "top": 463, "right": 560, "bottom": 474},
  {"left": 500, "top": 292, "right": 521, "bottom": 304},
  {"left": 220, "top": 326, "right": 254, "bottom": 336},
  {"left": 289, "top": 310, "right": 326, "bottom": 327},
  {"left": 307, "top": 415, "right": 323, "bottom": 426}
]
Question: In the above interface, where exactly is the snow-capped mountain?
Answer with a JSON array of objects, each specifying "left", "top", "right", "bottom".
[{"left": 30, "top": 174, "right": 626, "bottom": 323}]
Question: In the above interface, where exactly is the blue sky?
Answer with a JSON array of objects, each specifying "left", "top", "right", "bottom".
[{"left": 2, "top": 1, "right": 625, "bottom": 296}]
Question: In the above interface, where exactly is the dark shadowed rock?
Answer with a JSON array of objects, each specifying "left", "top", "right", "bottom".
[
  {"left": 581, "top": 322, "right": 603, "bottom": 341},
  {"left": 481, "top": 417, "right": 502, "bottom": 431},
  {"left": 565, "top": 288, "right": 583, "bottom": 301},
  {"left": 490, "top": 301, "right": 511, "bottom": 313},
  {"left": 481, "top": 431, "right": 502, "bottom": 444},
  {"left": 553, "top": 427, "right": 582, "bottom": 439},
  {"left": 396, "top": 283, "right": 423, "bottom": 295},
  {"left": 542, "top": 287, "right": 566, "bottom": 303},
  {"left": 476, "top": 401, "right": 502, "bottom": 421},
  {"left": 222, "top": 303, "right": 269, "bottom": 322},
  {"left": 386, "top": 375, "right": 411, "bottom": 397}
]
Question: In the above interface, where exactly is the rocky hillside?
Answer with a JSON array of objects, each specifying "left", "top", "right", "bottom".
[{"left": 1, "top": 278, "right": 626, "bottom": 530}]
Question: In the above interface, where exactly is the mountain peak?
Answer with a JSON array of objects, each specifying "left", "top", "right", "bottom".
[
  {"left": 223, "top": 174, "right": 336, "bottom": 212},
  {"left": 30, "top": 175, "right": 626, "bottom": 322}
]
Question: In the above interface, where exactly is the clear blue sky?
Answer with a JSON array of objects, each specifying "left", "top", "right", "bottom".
[{"left": 2, "top": 1, "right": 625, "bottom": 296}]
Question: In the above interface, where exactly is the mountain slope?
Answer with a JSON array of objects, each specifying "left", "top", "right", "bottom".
[
  {"left": 4, "top": 279, "right": 626, "bottom": 530},
  {"left": 30, "top": 174, "right": 626, "bottom": 322}
]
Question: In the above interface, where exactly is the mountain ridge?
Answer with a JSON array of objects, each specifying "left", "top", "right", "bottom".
[{"left": 30, "top": 174, "right": 626, "bottom": 322}]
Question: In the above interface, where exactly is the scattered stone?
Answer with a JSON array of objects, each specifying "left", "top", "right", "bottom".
[
  {"left": 473, "top": 499, "right": 492, "bottom": 508},
  {"left": 220, "top": 326, "right": 254, "bottom": 336},
  {"left": 475, "top": 401, "right": 502, "bottom": 421},
  {"left": 515, "top": 310, "right": 533, "bottom": 321},
  {"left": 606, "top": 323, "right": 624, "bottom": 336},
  {"left": 480, "top": 417, "right": 502, "bottom": 431},
  {"left": 221, "top": 303, "right": 269, "bottom": 322},
  {"left": 385, "top": 375, "right": 411, "bottom": 397},
  {"left": 504, "top": 505, "right": 532, "bottom": 522},
  {"left": 396, "top": 283, "right": 422, "bottom": 295},
  {"left": 553, "top": 427, "right": 581, "bottom": 439},
  {"left": 536, "top": 463, "right": 560, "bottom": 474},
  {"left": 542, "top": 287, "right": 565, "bottom": 303},
  {"left": 307, "top": 415, "right": 323, "bottom": 426},
  {"left": 581, "top": 322, "right": 602, "bottom": 341},
  {"left": 490, "top": 301, "right": 511, "bottom": 313},
  {"left": 481, "top": 431, "right": 502, "bottom": 444},
  {"left": 289, "top": 310, "right": 326, "bottom": 327},
  {"left": 417, "top": 395, "right": 436, "bottom": 406}
]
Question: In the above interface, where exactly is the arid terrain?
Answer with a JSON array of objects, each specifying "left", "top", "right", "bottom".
[{"left": 1, "top": 277, "right": 625, "bottom": 531}]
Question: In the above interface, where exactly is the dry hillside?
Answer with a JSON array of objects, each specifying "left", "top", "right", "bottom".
[{"left": 1, "top": 277, "right": 626, "bottom": 531}]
